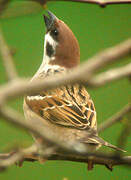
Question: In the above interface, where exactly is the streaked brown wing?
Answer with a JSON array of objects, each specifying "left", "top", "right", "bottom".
[{"left": 25, "top": 84, "right": 96, "bottom": 130}]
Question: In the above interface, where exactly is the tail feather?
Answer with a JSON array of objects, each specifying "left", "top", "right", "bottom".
[
  {"left": 104, "top": 141, "right": 126, "bottom": 152},
  {"left": 88, "top": 136, "right": 126, "bottom": 152}
]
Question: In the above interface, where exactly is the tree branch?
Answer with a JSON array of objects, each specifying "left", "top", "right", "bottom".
[
  {"left": 0, "top": 39, "right": 131, "bottom": 104},
  {"left": 56, "top": 0, "right": 131, "bottom": 7},
  {"left": 1, "top": 0, "right": 131, "bottom": 20},
  {"left": 0, "top": 28, "right": 18, "bottom": 81},
  {"left": 38, "top": 0, "right": 131, "bottom": 8},
  {"left": 0, "top": 0, "right": 10, "bottom": 15},
  {"left": 90, "top": 63, "right": 131, "bottom": 87},
  {"left": 117, "top": 117, "right": 131, "bottom": 151},
  {"left": 0, "top": 144, "right": 38, "bottom": 170},
  {"left": 48, "top": 154, "right": 131, "bottom": 168},
  {"left": 0, "top": 106, "right": 87, "bottom": 153},
  {"left": 98, "top": 103, "right": 131, "bottom": 133},
  {"left": 0, "top": 103, "right": 130, "bottom": 171},
  {"left": 0, "top": 16, "right": 130, "bottom": 172},
  {"left": 0, "top": 148, "right": 131, "bottom": 171}
]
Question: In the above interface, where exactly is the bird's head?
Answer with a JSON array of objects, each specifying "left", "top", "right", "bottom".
[{"left": 43, "top": 11, "right": 80, "bottom": 68}]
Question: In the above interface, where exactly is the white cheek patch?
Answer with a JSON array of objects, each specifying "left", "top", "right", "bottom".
[
  {"left": 45, "top": 33, "right": 58, "bottom": 49},
  {"left": 43, "top": 33, "right": 58, "bottom": 63},
  {"left": 33, "top": 32, "right": 59, "bottom": 77}
]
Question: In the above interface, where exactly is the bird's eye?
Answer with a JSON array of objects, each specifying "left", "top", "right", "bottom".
[{"left": 52, "top": 29, "right": 58, "bottom": 36}]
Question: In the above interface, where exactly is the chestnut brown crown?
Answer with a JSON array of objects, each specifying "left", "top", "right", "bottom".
[{"left": 43, "top": 11, "right": 80, "bottom": 68}]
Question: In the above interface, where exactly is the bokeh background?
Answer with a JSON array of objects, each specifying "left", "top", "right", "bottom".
[{"left": 0, "top": 0, "right": 131, "bottom": 180}]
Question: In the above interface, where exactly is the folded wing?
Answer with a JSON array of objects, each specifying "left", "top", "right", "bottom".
[{"left": 25, "top": 84, "right": 97, "bottom": 130}]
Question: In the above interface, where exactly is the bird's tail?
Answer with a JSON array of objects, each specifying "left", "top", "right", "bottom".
[
  {"left": 88, "top": 135, "right": 126, "bottom": 152},
  {"left": 104, "top": 141, "right": 126, "bottom": 152}
]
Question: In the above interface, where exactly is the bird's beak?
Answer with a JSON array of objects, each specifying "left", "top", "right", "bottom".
[{"left": 44, "top": 11, "right": 57, "bottom": 31}]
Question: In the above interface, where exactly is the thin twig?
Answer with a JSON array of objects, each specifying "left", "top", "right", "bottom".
[
  {"left": 0, "top": 105, "right": 131, "bottom": 171},
  {"left": 0, "top": 149, "right": 131, "bottom": 170},
  {"left": 0, "top": 12, "right": 130, "bottom": 172},
  {"left": 117, "top": 109, "right": 131, "bottom": 150},
  {"left": 117, "top": 124, "right": 131, "bottom": 151},
  {"left": 48, "top": 154, "right": 131, "bottom": 167},
  {"left": 37, "top": 0, "right": 131, "bottom": 7},
  {"left": 98, "top": 103, "right": 131, "bottom": 133},
  {"left": 1, "top": 0, "right": 131, "bottom": 20},
  {"left": 0, "top": 106, "right": 87, "bottom": 153},
  {"left": 50, "top": 0, "right": 131, "bottom": 7},
  {"left": 0, "top": 144, "right": 38, "bottom": 169},
  {"left": 0, "top": 0, "right": 10, "bottom": 15},
  {"left": 90, "top": 63, "right": 131, "bottom": 87},
  {"left": 0, "top": 28, "right": 18, "bottom": 81}
]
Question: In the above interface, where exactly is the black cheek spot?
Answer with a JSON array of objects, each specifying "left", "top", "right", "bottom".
[{"left": 46, "top": 42, "right": 54, "bottom": 57}]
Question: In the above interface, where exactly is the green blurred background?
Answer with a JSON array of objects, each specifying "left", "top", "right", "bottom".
[{"left": 0, "top": 0, "right": 131, "bottom": 179}]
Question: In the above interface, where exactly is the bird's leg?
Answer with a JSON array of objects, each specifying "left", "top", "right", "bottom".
[{"left": 87, "top": 160, "right": 94, "bottom": 171}]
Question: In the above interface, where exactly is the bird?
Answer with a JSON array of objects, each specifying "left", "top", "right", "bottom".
[{"left": 23, "top": 11, "right": 125, "bottom": 161}]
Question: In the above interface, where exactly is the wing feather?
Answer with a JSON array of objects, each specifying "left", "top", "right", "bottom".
[{"left": 25, "top": 84, "right": 97, "bottom": 130}]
